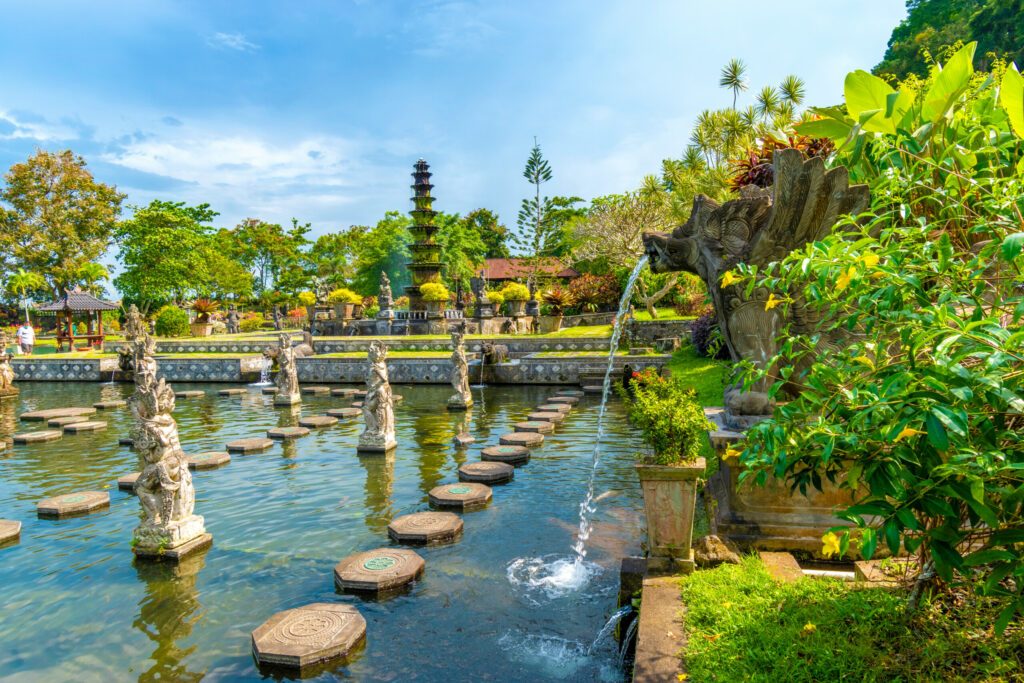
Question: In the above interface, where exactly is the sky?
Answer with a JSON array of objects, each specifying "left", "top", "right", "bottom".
[{"left": 0, "top": 0, "right": 906, "bottom": 240}]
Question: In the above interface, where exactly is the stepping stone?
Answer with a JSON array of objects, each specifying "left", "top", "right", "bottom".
[
  {"left": 333, "top": 548, "right": 425, "bottom": 593},
  {"left": 218, "top": 388, "right": 248, "bottom": 396},
  {"left": 351, "top": 401, "right": 364, "bottom": 409},
  {"left": 393, "top": 395, "right": 404, "bottom": 403},
  {"left": 331, "top": 387, "right": 358, "bottom": 397},
  {"left": 93, "top": 400, "right": 126, "bottom": 409},
  {"left": 175, "top": 390, "right": 205, "bottom": 399},
  {"left": 537, "top": 404, "right": 571, "bottom": 414},
  {"left": 267, "top": 426, "right": 310, "bottom": 440},
  {"left": 0, "top": 519, "right": 21, "bottom": 545},
  {"left": 453, "top": 433, "right": 476, "bottom": 447},
  {"left": 547, "top": 396, "right": 579, "bottom": 405},
  {"left": 388, "top": 511, "right": 463, "bottom": 545},
  {"left": 554, "top": 390, "right": 585, "bottom": 398},
  {"left": 252, "top": 603, "right": 366, "bottom": 672},
  {"left": 187, "top": 451, "right": 231, "bottom": 470},
  {"left": 500, "top": 432, "right": 544, "bottom": 448},
  {"left": 326, "top": 407, "right": 361, "bottom": 419},
  {"left": 527, "top": 411, "right": 566, "bottom": 423},
  {"left": 117, "top": 472, "right": 139, "bottom": 491},
  {"left": 353, "top": 390, "right": 367, "bottom": 399},
  {"left": 298, "top": 415, "right": 338, "bottom": 429},
  {"left": 261, "top": 387, "right": 278, "bottom": 395},
  {"left": 301, "top": 386, "right": 331, "bottom": 395},
  {"left": 20, "top": 407, "right": 96, "bottom": 422},
  {"left": 582, "top": 385, "right": 604, "bottom": 394},
  {"left": 458, "top": 461, "right": 514, "bottom": 484},
  {"left": 63, "top": 421, "right": 108, "bottom": 433},
  {"left": 119, "top": 437, "right": 135, "bottom": 447},
  {"left": 429, "top": 482, "right": 493, "bottom": 511},
  {"left": 37, "top": 491, "right": 109, "bottom": 518},
  {"left": 48, "top": 415, "right": 89, "bottom": 428},
  {"left": 481, "top": 445, "right": 530, "bottom": 465},
  {"left": 226, "top": 437, "right": 274, "bottom": 453},
  {"left": 514, "top": 420, "right": 555, "bottom": 434},
  {"left": 13, "top": 430, "right": 62, "bottom": 444}
]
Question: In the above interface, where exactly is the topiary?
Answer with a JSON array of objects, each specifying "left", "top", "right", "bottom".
[
  {"left": 501, "top": 282, "right": 530, "bottom": 301},
  {"left": 297, "top": 290, "right": 317, "bottom": 306},
  {"left": 485, "top": 290, "right": 504, "bottom": 307},
  {"left": 419, "top": 282, "right": 450, "bottom": 302},
  {"left": 327, "top": 288, "right": 362, "bottom": 305},
  {"left": 154, "top": 305, "right": 190, "bottom": 337},
  {"left": 690, "top": 312, "right": 729, "bottom": 359}
]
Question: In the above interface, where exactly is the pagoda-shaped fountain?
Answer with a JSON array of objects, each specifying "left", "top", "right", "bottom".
[{"left": 405, "top": 159, "right": 443, "bottom": 313}]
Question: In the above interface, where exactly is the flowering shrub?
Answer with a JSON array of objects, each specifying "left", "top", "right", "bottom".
[
  {"left": 568, "top": 273, "right": 621, "bottom": 312},
  {"left": 622, "top": 368, "right": 713, "bottom": 465},
  {"left": 297, "top": 291, "right": 316, "bottom": 306},
  {"left": 239, "top": 312, "right": 265, "bottom": 333}
]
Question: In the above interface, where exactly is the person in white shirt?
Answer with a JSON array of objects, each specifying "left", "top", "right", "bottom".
[{"left": 16, "top": 323, "right": 34, "bottom": 355}]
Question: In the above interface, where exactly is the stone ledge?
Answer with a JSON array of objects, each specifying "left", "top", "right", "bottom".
[{"left": 633, "top": 574, "right": 686, "bottom": 683}]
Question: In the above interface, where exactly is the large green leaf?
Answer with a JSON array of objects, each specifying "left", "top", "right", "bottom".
[
  {"left": 999, "top": 64, "right": 1024, "bottom": 138},
  {"left": 844, "top": 70, "right": 896, "bottom": 133},
  {"left": 794, "top": 117, "right": 853, "bottom": 141},
  {"left": 922, "top": 42, "right": 976, "bottom": 123}
]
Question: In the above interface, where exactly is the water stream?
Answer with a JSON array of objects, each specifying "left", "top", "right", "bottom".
[{"left": 249, "top": 357, "right": 273, "bottom": 387}]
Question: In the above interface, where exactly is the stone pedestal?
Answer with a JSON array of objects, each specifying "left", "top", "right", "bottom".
[
  {"left": 357, "top": 433, "right": 397, "bottom": 453},
  {"left": 446, "top": 394, "right": 473, "bottom": 410},
  {"left": 636, "top": 459, "right": 704, "bottom": 574},
  {"left": 0, "top": 386, "right": 18, "bottom": 400},
  {"left": 273, "top": 392, "right": 301, "bottom": 406},
  {"left": 132, "top": 514, "right": 209, "bottom": 561}
]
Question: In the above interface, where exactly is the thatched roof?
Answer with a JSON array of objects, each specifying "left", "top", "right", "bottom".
[{"left": 37, "top": 289, "right": 118, "bottom": 312}]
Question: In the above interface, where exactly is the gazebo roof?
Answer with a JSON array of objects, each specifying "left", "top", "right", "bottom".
[{"left": 37, "top": 289, "right": 119, "bottom": 312}]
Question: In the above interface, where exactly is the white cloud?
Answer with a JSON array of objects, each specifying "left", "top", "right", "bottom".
[
  {"left": 0, "top": 110, "right": 79, "bottom": 141},
  {"left": 207, "top": 32, "right": 259, "bottom": 52}
]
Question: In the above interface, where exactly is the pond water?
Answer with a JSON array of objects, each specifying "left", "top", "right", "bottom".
[{"left": 0, "top": 381, "right": 644, "bottom": 682}]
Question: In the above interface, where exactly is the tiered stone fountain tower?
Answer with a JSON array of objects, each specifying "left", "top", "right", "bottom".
[{"left": 405, "top": 159, "right": 442, "bottom": 312}]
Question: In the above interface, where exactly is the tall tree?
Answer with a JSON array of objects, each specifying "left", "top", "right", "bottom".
[
  {"left": 229, "top": 217, "right": 310, "bottom": 294},
  {"left": 511, "top": 140, "right": 569, "bottom": 293},
  {"left": 0, "top": 149, "right": 125, "bottom": 294},
  {"left": 75, "top": 262, "right": 109, "bottom": 296},
  {"left": 305, "top": 231, "right": 360, "bottom": 290},
  {"left": 461, "top": 208, "right": 510, "bottom": 258},
  {"left": 719, "top": 58, "right": 748, "bottom": 109},
  {"left": 435, "top": 211, "right": 487, "bottom": 293},
  {"left": 350, "top": 212, "right": 412, "bottom": 296}
]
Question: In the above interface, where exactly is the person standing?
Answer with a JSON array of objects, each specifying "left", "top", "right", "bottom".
[{"left": 16, "top": 322, "right": 34, "bottom": 355}]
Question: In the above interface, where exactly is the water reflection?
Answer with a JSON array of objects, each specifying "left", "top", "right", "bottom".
[{"left": 359, "top": 451, "right": 394, "bottom": 534}]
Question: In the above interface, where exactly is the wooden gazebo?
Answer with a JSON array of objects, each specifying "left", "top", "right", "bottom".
[{"left": 38, "top": 289, "right": 119, "bottom": 351}]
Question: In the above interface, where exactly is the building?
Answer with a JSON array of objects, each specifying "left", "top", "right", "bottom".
[{"left": 480, "top": 258, "right": 579, "bottom": 286}]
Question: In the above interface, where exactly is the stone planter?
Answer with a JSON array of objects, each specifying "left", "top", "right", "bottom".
[
  {"left": 333, "top": 303, "right": 355, "bottom": 319},
  {"left": 190, "top": 321, "right": 213, "bottom": 337},
  {"left": 506, "top": 299, "right": 527, "bottom": 317},
  {"left": 538, "top": 315, "right": 563, "bottom": 334},
  {"left": 352, "top": 304, "right": 364, "bottom": 319},
  {"left": 636, "top": 457, "right": 705, "bottom": 573},
  {"left": 424, "top": 300, "right": 446, "bottom": 315}
]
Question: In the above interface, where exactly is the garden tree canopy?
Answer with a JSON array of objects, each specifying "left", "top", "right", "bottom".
[
  {"left": 305, "top": 231, "right": 361, "bottom": 290},
  {"left": 227, "top": 217, "right": 311, "bottom": 294},
  {"left": 435, "top": 211, "right": 487, "bottom": 292},
  {"left": 461, "top": 208, "right": 510, "bottom": 258},
  {"left": 0, "top": 149, "right": 125, "bottom": 295},
  {"left": 75, "top": 262, "right": 109, "bottom": 297},
  {"left": 349, "top": 211, "right": 412, "bottom": 296}
]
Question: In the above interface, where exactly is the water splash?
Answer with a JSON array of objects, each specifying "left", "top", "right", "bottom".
[
  {"left": 587, "top": 605, "right": 633, "bottom": 654},
  {"left": 498, "top": 631, "right": 623, "bottom": 681},
  {"left": 506, "top": 554, "right": 604, "bottom": 604}
]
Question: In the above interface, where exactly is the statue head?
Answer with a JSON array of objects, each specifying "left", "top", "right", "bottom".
[{"left": 368, "top": 340, "right": 388, "bottom": 364}]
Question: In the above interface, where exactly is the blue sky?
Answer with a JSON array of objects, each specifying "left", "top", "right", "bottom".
[{"left": 0, "top": 0, "right": 905, "bottom": 238}]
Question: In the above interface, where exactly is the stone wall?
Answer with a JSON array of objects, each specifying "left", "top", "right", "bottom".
[
  {"left": 154, "top": 356, "right": 267, "bottom": 383},
  {"left": 625, "top": 319, "right": 694, "bottom": 348},
  {"left": 152, "top": 336, "right": 617, "bottom": 355},
  {"left": 11, "top": 357, "right": 116, "bottom": 381}
]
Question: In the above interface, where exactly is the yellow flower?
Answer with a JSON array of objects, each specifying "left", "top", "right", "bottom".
[
  {"left": 764, "top": 293, "right": 783, "bottom": 310},
  {"left": 821, "top": 531, "right": 841, "bottom": 558},
  {"left": 677, "top": 675, "right": 690, "bottom": 682},
  {"left": 720, "top": 270, "right": 741, "bottom": 289},
  {"left": 802, "top": 622, "right": 817, "bottom": 635},
  {"left": 723, "top": 447, "right": 741, "bottom": 461},
  {"left": 852, "top": 355, "right": 875, "bottom": 369},
  {"left": 836, "top": 266, "right": 858, "bottom": 292},
  {"left": 894, "top": 426, "right": 925, "bottom": 443},
  {"left": 859, "top": 252, "right": 879, "bottom": 268}
]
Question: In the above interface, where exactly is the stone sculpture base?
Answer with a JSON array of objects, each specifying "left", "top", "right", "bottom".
[
  {"left": 273, "top": 393, "right": 301, "bottom": 406},
  {"left": 446, "top": 395, "right": 473, "bottom": 410},
  {"left": 134, "top": 533, "right": 212, "bottom": 562},
  {"left": 0, "top": 386, "right": 19, "bottom": 400},
  {"left": 133, "top": 515, "right": 211, "bottom": 561},
  {"left": 357, "top": 433, "right": 396, "bottom": 453}
]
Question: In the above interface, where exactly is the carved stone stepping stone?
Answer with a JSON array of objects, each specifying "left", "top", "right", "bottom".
[
  {"left": 267, "top": 426, "right": 310, "bottom": 440},
  {"left": 298, "top": 415, "right": 338, "bottom": 429},
  {"left": 453, "top": 433, "right": 476, "bottom": 447},
  {"left": 527, "top": 411, "right": 566, "bottom": 424},
  {"left": 481, "top": 445, "right": 530, "bottom": 465},
  {"left": 13, "top": 430, "right": 62, "bottom": 444},
  {"left": 331, "top": 387, "right": 358, "bottom": 397},
  {"left": 547, "top": 395, "right": 579, "bottom": 405},
  {"left": 93, "top": 400, "right": 126, "bottom": 410},
  {"left": 226, "top": 437, "right": 274, "bottom": 453},
  {"left": 582, "top": 384, "right": 604, "bottom": 394},
  {"left": 459, "top": 461, "right": 513, "bottom": 484},
  {"left": 175, "top": 390, "right": 205, "bottom": 399},
  {"left": 499, "top": 432, "right": 544, "bottom": 448},
  {"left": 187, "top": 451, "right": 231, "bottom": 470},
  {"left": 388, "top": 511, "right": 463, "bottom": 545},
  {"left": 351, "top": 402, "right": 363, "bottom": 409},
  {"left": 301, "top": 386, "right": 331, "bottom": 395},
  {"left": 0, "top": 519, "right": 21, "bottom": 546},
  {"left": 554, "top": 389, "right": 585, "bottom": 398},
  {"left": 252, "top": 602, "right": 366, "bottom": 671},
  {"left": 63, "top": 421, "right": 108, "bottom": 433},
  {"left": 429, "top": 482, "right": 493, "bottom": 510},
  {"left": 37, "top": 491, "right": 109, "bottom": 518},
  {"left": 119, "top": 437, "right": 135, "bottom": 447},
  {"left": 334, "top": 548, "right": 425, "bottom": 593},
  {"left": 353, "top": 390, "right": 367, "bottom": 399},
  {"left": 537, "top": 404, "right": 571, "bottom": 414},
  {"left": 326, "top": 407, "right": 361, "bottom": 419},
  {"left": 117, "top": 472, "right": 139, "bottom": 491},
  {"left": 514, "top": 420, "right": 555, "bottom": 434},
  {"left": 218, "top": 388, "right": 248, "bottom": 396},
  {"left": 261, "top": 387, "right": 278, "bottom": 395},
  {"left": 20, "top": 406, "right": 96, "bottom": 422},
  {"left": 48, "top": 415, "right": 89, "bottom": 428}
]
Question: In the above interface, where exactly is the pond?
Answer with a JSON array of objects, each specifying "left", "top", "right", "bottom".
[{"left": 0, "top": 381, "right": 644, "bottom": 681}]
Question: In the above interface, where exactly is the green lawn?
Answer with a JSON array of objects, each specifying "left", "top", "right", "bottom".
[
  {"left": 318, "top": 351, "right": 452, "bottom": 359},
  {"left": 665, "top": 346, "right": 727, "bottom": 407},
  {"left": 679, "top": 557, "right": 1024, "bottom": 682}
]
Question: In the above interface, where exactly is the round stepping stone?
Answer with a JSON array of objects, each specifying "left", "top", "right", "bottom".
[
  {"left": 252, "top": 602, "right": 366, "bottom": 671},
  {"left": 226, "top": 437, "right": 274, "bottom": 453},
  {"left": 537, "top": 404, "right": 571, "bottom": 414},
  {"left": 331, "top": 387, "right": 358, "bottom": 397},
  {"left": 63, "top": 421, "right": 108, "bottom": 433},
  {"left": 218, "top": 388, "right": 248, "bottom": 396},
  {"left": 93, "top": 400, "right": 126, "bottom": 409},
  {"left": 117, "top": 472, "right": 139, "bottom": 491},
  {"left": 267, "top": 426, "right": 310, "bottom": 440},
  {"left": 13, "top": 430, "right": 62, "bottom": 444},
  {"left": 429, "top": 482, "right": 493, "bottom": 510},
  {"left": 527, "top": 411, "right": 566, "bottom": 423},
  {"left": 333, "top": 548, "right": 425, "bottom": 593},
  {"left": 0, "top": 519, "right": 21, "bottom": 545},
  {"left": 353, "top": 390, "right": 367, "bottom": 399},
  {"left": 458, "top": 461, "right": 514, "bottom": 484},
  {"left": 37, "top": 491, "right": 109, "bottom": 518},
  {"left": 48, "top": 415, "right": 89, "bottom": 427},
  {"left": 582, "top": 384, "right": 604, "bottom": 394},
  {"left": 187, "top": 451, "right": 231, "bottom": 470},
  {"left": 175, "top": 390, "right": 205, "bottom": 399},
  {"left": 298, "top": 415, "right": 338, "bottom": 429},
  {"left": 481, "top": 445, "right": 530, "bottom": 465},
  {"left": 261, "top": 387, "right": 278, "bottom": 395},
  {"left": 514, "top": 420, "right": 555, "bottom": 434},
  {"left": 554, "top": 389, "right": 585, "bottom": 398},
  {"left": 351, "top": 401, "right": 364, "bottom": 409},
  {"left": 119, "top": 437, "right": 135, "bottom": 447},
  {"left": 20, "top": 406, "right": 96, "bottom": 422},
  {"left": 500, "top": 432, "right": 544, "bottom": 448},
  {"left": 326, "top": 407, "right": 361, "bottom": 419},
  {"left": 388, "top": 511, "right": 463, "bottom": 544},
  {"left": 547, "top": 395, "right": 579, "bottom": 405},
  {"left": 301, "top": 386, "right": 331, "bottom": 395}
]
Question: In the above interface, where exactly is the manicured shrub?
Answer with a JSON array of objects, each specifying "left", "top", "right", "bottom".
[
  {"left": 623, "top": 368, "right": 713, "bottom": 465},
  {"left": 239, "top": 313, "right": 265, "bottom": 333},
  {"left": 297, "top": 290, "right": 316, "bottom": 306},
  {"left": 326, "top": 288, "right": 361, "bottom": 304},
  {"left": 419, "top": 282, "right": 450, "bottom": 302},
  {"left": 154, "top": 305, "right": 190, "bottom": 337},
  {"left": 500, "top": 282, "right": 530, "bottom": 301}
]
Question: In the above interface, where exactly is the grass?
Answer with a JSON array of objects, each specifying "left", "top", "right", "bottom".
[
  {"left": 631, "top": 307, "right": 698, "bottom": 322},
  {"left": 680, "top": 556, "right": 1024, "bottom": 682},
  {"left": 317, "top": 351, "right": 452, "bottom": 359},
  {"left": 665, "top": 345, "right": 728, "bottom": 407}
]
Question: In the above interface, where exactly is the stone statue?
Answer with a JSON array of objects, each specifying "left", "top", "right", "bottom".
[
  {"left": 264, "top": 333, "right": 301, "bottom": 405},
  {"left": 378, "top": 271, "right": 393, "bottom": 312},
  {"left": 129, "top": 329, "right": 209, "bottom": 558},
  {"left": 118, "top": 305, "right": 147, "bottom": 375},
  {"left": 226, "top": 305, "right": 240, "bottom": 335},
  {"left": 447, "top": 327, "right": 473, "bottom": 410},
  {"left": 642, "top": 149, "right": 869, "bottom": 427},
  {"left": 0, "top": 330, "right": 17, "bottom": 399},
  {"left": 470, "top": 270, "right": 494, "bottom": 318},
  {"left": 358, "top": 341, "right": 396, "bottom": 452}
]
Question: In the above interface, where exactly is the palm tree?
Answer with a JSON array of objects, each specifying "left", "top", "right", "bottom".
[
  {"left": 76, "top": 262, "right": 109, "bottom": 296},
  {"left": 719, "top": 58, "right": 748, "bottom": 109},
  {"left": 6, "top": 268, "right": 46, "bottom": 324},
  {"left": 779, "top": 74, "right": 806, "bottom": 106},
  {"left": 755, "top": 86, "right": 781, "bottom": 121}
]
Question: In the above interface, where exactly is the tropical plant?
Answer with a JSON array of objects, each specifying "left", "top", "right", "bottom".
[
  {"left": 419, "top": 282, "right": 450, "bottom": 303},
  {"left": 75, "top": 262, "right": 109, "bottom": 296},
  {"left": 190, "top": 298, "right": 219, "bottom": 323},
  {"left": 623, "top": 368, "right": 714, "bottom": 465},
  {"left": 567, "top": 273, "right": 621, "bottom": 312},
  {"left": 239, "top": 312, "right": 266, "bottom": 333},
  {"left": 5, "top": 268, "right": 46, "bottom": 323},
  {"left": 484, "top": 290, "right": 504, "bottom": 308},
  {"left": 154, "top": 305, "right": 190, "bottom": 337},
  {"left": 500, "top": 282, "right": 529, "bottom": 302},
  {"left": 326, "top": 287, "right": 362, "bottom": 305},
  {"left": 690, "top": 312, "right": 729, "bottom": 360},
  {"left": 540, "top": 288, "right": 574, "bottom": 316},
  {"left": 719, "top": 57, "right": 748, "bottom": 109},
  {"left": 297, "top": 290, "right": 316, "bottom": 307}
]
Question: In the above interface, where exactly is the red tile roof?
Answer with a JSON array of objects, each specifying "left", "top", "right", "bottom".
[{"left": 481, "top": 258, "right": 578, "bottom": 281}]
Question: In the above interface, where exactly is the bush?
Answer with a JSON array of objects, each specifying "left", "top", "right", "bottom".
[
  {"left": 190, "top": 297, "right": 219, "bottom": 323},
  {"left": 154, "top": 305, "right": 190, "bottom": 337},
  {"left": 394, "top": 296, "right": 409, "bottom": 309},
  {"left": 297, "top": 290, "right": 316, "bottom": 306},
  {"left": 239, "top": 313, "right": 265, "bottom": 333},
  {"left": 500, "top": 282, "right": 530, "bottom": 301},
  {"left": 286, "top": 307, "right": 306, "bottom": 318},
  {"left": 623, "top": 368, "right": 713, "bottom": 465},
  {"left": 327, "top": 288, "right": 361, "bottom": 304},
  {"left": 541, "top": 287, "right": 574, "bottom": 315},
  {"left": 485, "top": 290, "right": 504, "bottom": 307},
  {"left": 419, "top": 282, "right": 450, "bottom": 302},
  {"left": 568, "top": 273, "right": 621, "bottom": 312},
  {"left": 673, "top": 272, "right": 711, "bottom": 317},
  {"left": 364, "top": 304, "right": 380, "bottom": 318},
  {"left": 690, "top": 312, "right": 729, "bottom": 359}
]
